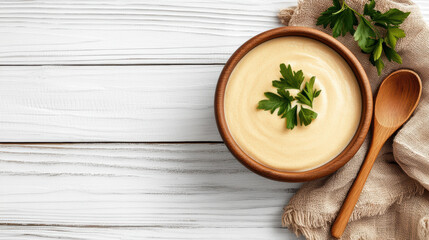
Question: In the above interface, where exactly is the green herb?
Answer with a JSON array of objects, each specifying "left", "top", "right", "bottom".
[
  {"left": 257, "top": 89, "right": 294, "bottom": 116},
  {"left": 272, "top": 63, "right": 305, "bottom": 90},
  {"left": 283, "top": 105, "right": 298, "bottom": 130},
  {"left": 299, "top": 107, "right": 318, "bottom": 126},
  {"left": 257, "top": 64, "right": 321, "bottom": 130},
  {"left": 295, "top": 76, "right": 321, "bottom": 108},
  {"left": 317, "top": 0, "right": 357, "bottom": 37},
  {"left": 317, "top": 0, "right": 410, "bottom": 75}
]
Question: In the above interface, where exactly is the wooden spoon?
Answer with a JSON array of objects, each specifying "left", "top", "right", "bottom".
[{"left": 331, "top": 69, "right": 422, "bottom": 238}]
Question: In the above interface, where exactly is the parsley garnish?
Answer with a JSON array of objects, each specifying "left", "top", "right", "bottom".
[
  {"left": 295, "top": 76, "right": 321, "bottom": 108},
  {"left": 283, "top": 105, "right": 298, "bottom": 130},
  {"left": 299, "top": 107, "right": 318, "bottom": 126},
  {"left": 317, "top": 0, "right": 410, "bottom": 75},
  {"left": 273, "top": 64, "right": 305, "bottom": 90},
  {"left": 257, "top": 89, "right": 294, "bottom": 116},
  {"left": 257, "top": 64, "right": 321, "bottom": 130}
]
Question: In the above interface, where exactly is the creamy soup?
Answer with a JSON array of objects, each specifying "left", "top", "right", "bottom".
[{"left": 224, "top": 37, "right": 362, "bottom": 171}]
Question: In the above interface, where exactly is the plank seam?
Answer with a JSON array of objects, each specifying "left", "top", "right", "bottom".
[
  {"left": 0, "top": 141, "right": 224, "bottom": 144},
  {"left": 0, "top": 223, "right": 285, "bottom": 229},
  {"left": 0, "top": 63, "right": 226, "bottom": 66}
]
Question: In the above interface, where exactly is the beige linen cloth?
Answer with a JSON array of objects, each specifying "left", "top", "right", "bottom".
[{"left": 278, "top": 0, "right": 429, "bottom": 239}]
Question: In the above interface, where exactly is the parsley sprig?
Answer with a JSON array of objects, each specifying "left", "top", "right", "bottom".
[
  {"left": 296, "top": 77, "right": 321, "bottom": 108},
  {"left": 273, "top": 64, "right": 305, "bottom": 90},
  {"left": 317, "top": 0, "right": 410, "bottom": 75},
  {"left": 257, "top": 64, "right": 321, "bottom": 130}
]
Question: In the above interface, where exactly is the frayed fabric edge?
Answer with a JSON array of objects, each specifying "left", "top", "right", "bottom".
[
  {"left": 282, "top": 207, "right": 333, "bottom": 240},
  {"left": 282, "top": 181, "right": 425, "bottom": 239},
  {"left": 278, "top": 7, "right": 296, "bottom": 25}
]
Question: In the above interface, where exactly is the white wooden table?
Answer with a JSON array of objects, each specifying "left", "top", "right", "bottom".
[{"left": 0, "top": 1, "right": 428, "bottom": 239}]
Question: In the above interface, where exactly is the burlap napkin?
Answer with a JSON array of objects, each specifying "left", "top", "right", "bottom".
[{"left": 278, "top": 0, "right": 429, "bottom": 239}]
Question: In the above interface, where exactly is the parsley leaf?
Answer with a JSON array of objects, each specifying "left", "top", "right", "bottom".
[
  {"left": 332, "top": 7, "right": 358, "bottom": 37},
  {"left": 368, "top": 38, "right": 385, "bottom": 75},
  {"left": 273, "top": 64, "right": 305, "bottom": 90},
  {"left": 371, "top": 9, "right": 410, "bottom": 26},
  {"left": 364, "top": 0, "right": 381, "bottom": 20},
  {"left": 354, "top": 16, "right": 376, "bottom": 53},
  {"left": 370, "top": 51, "right": 385, "bottom": 75},
  {"left": 316, "top": 0, "right": 357, "bottom": 37},
  {"left": 383, "top": 43, "right": 402, "bottom": 64},
  {"left": 299, "top": 107, "right": 318, "bottom": 126},
  {"left": 282, "top": 105, "right": 298, "bottom": 130},
  {"left": 295, "top": 77, "right": 321, "bottom": 108},
  {"left": 257, "top": 89, "right": 294, "bottom": 116},
  {"left": 374, "top": 58, "right": 384, "bottom": 75},
  {"left": 385, "top": 27, "right": 405, "bottom": 49},
  {"left": 372, "top": 38, "right": 383, "bottom": 61},
  {"left": 317, "top": 0, "right": 410, "bottom": 76},
  {"left": 363, "top": 0, "right": 409, "bottom": 26},
  {"left": 316, "top": 0, "right": 342, "bottom": 28}
]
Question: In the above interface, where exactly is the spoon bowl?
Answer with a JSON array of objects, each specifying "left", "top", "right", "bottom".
[
  {"left": 331, "top": 69, "right": 422, "bottom": 238},
  {"left": 375, "top": 70, "right": 422, "bottom": 128}
]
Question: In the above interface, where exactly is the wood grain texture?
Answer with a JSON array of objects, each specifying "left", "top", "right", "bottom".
[
  {"left": 0, "top": 65, "right": 221, "bottom": 142},
  {"left": 1, "top": 1, "right": 428, "bottom": 239},
  {"left": 0, "top": 0, "right": 427, "bottom": 65},
  {"left": 331, "top": 70, "right": 422, "bottom": 238},
  {"left": 0, "top": 1, "right": 428, "bottom": 142},
  {"left": 0, "top": 0, "right": 289, "bottom": 65},
  {"left": 0, "top": 226, "right": 300, "bottom": 240},
  {"left": 0, "top": 143, "right": 300, "bottom": 228}
]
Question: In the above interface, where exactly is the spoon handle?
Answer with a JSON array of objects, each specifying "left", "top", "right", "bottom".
[{"left": 331, "top": 140, "right": 384, "bottom": 238}]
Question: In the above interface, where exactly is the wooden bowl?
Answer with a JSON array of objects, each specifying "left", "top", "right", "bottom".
[{"left": 214, "top": 27, "right": 373, "bottom": 182}]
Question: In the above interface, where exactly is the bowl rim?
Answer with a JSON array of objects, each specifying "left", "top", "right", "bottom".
[{"left": 214, "top": 26, "right": 373, "bottom": 182}]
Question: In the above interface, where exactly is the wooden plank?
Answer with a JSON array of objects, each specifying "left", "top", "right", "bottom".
[
  {"left": 0, "top": 143, "right": 301, "bottom": 227},
  {"left": 0, "top": 226, "right": 299, "bottom": 239},
  {"left": 0, "top": 0, "right": 290, "bottom": 65},
  {"left": 0, "top": 0, "right": 426, "bottom": 65},
  {"left": 0, "top": 65, "right": 221, "bottom": 142}
]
